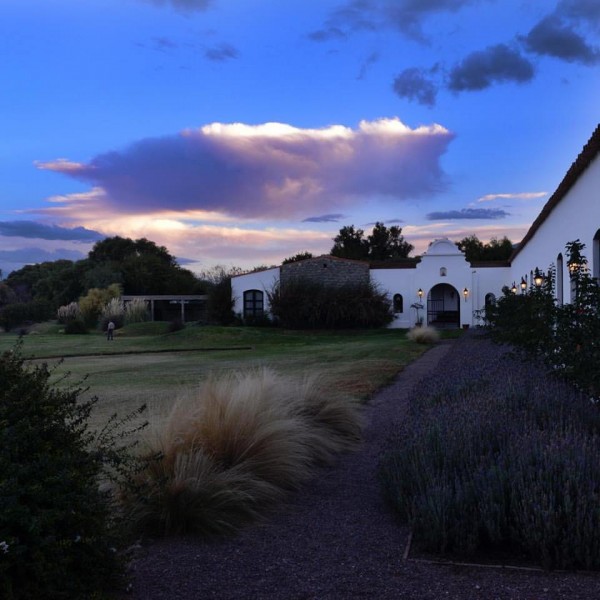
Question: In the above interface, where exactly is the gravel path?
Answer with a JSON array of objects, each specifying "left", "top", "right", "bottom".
[{"left": 125, "top": 337, "right": 600, "bottom": 600}]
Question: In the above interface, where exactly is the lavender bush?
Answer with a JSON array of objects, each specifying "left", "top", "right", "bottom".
[{"left": 380, "top": 334, "right": 600, "bottom": 570}]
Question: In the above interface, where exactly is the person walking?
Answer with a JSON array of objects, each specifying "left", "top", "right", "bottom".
[{"left": 107, "top": 320, "right": 115, "bottom": 341}]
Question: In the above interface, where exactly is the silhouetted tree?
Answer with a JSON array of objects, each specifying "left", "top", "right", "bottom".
[
  {"left": 457, "top": 235, "right": 513, "bottom": 262},
  {"left": 331, "top": 223, "right": 413, "bottom": 261}
]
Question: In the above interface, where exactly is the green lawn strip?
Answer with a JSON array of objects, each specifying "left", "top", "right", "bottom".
[{"left": 5, "top": 324, "right": 432, "bottom": 434}]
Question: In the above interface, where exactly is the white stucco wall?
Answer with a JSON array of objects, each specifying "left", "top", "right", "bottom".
[
  {"left": 231, "top": 267, "right": 280, "bottom": 317},
  {"left": 510, "top": 154, "right": 600, "bottom": 303}
]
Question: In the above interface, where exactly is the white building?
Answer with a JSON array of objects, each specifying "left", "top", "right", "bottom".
[{"left": 232, "top": 125, "right": 600, "bottom": 329}]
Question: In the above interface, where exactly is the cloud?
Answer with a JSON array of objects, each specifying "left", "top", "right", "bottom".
[
  {"left": 393, "top": 67, "right": 438, "bottom": 106},
  {"left": 426, "top": 208, "right": 510, "bottom": 220},
  {"left": 204, "top": 43, "right": 238, "bottom": 62},
  {"left": 311, "top": 0, "right": 484, "bottom": 43},
  {"left": 357, "top": 51, "right": 380, "bottom": 80},
  {"left": 448, "top": 44, "right": 535, "bottom": 91},
  {"left": 558, "top": 0, "right": 600, "bottom": 28},
  {"left": 302, "top": 214, "right": 346, "bottom": 223},
  {"left": 307, "top": 27, "right": 346, "bottom": 42},
  {"left": 0, "top": 247, "right": 89, "bottom": 276},
  {"left": 476, "top": 191, "right": 547, "bottom": 203},
  {"left": 141, "top": 0, "right": 212, "bottom": 13},
  {"left": 521, "top": 15, "right": 599, "bottom": 65},
  {"left": 0, "top": 221, "right": 104, "bottom": 242},
  {"left": 151, "top": 37, "right": 178, "bottom": 52},
  {"left": 37, "top": 118, "right": 454, "bottom": 220}
]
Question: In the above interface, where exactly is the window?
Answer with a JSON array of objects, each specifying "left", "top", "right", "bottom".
[
  {"left": 594, "top": 229, "right": 600, "bottom": 281},
  {"left": 439, "top": 267, "right": 447, "bottom": 277},
  {"left": 393, "top": 293, "right": 403, "bottom": 313},
  {"left": 243, "top": 290, "right": 264, "bottom": 318},
  {"left": 556, "top": 253, "right": 564, "bottom": 305},
  {"left": 484, "top": 293, "right": 496, "bottom": 305}
]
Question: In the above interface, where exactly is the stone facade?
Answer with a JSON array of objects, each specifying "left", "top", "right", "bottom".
[{"left": 281, "top": 256, "right": 369, "bottom": 288}]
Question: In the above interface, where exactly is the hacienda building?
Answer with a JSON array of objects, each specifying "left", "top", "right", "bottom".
[{"left": 232, "top": 124, "right": 600, "bottom": 329}]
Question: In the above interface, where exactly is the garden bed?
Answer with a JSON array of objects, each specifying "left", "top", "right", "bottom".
[{"left": 380, "top": 332, "right": 600, "bottom": 571}]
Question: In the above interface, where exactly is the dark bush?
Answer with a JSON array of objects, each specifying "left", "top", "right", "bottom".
[
  {"left": 379, "top": 334, "right": 600, "bottom": 570},
  {"left": 0, "top": 344, "right": 146, "bottom": 598},
  {"left": 206, "top": 277, "right": 235, "bottom": 325},
  {"left": 268, "top": 278, "right": 393, "bottom": 329},
  {"left": 0, "top": 300, "right": 53, "bottom": 331},
  {"left": 168, "top": 318, "right": 185, "bottom": 332},
  {"left": 64, "top": 319, "right": 89, "bottom": 334}
]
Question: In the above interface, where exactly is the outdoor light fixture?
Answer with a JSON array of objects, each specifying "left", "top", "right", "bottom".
[
  {"left": 520, "top": 277, "right": 527, "bottom": 292},
  {"left": 568, "top": 261, "right": 580, "bottom": 274},
  {"left": 463, "top": 287, "right": 469, "bottom": 301},
  {"left": 417, "top": 288, "right": 423, "bottom": 299},
  {"left": 511, "top": 282, "right": 517, "bottom": 294},
  {"left": 534, "top": 269, "right": 544, "bottom": 287}
]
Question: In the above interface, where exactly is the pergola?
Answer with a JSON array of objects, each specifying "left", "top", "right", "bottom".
[{"left": 121, "top": 295, "right": 208, "bottom": 323}]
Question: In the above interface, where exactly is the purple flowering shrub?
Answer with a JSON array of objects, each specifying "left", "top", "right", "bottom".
[{"left": 379, "top": 334, "right": 600, "bottom": 570}]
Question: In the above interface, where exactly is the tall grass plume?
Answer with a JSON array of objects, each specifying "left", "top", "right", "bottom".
[
  {"left": 121, "top": 368, "right": 363, "bottom": 536},
  {"left": 406, "top": 325, "right": 440, "bottom": 344}
]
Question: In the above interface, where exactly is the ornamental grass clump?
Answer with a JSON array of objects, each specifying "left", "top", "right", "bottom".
[
  {"left": 406, "top": 325, "right": 440, "bottom": 344},
  {"left": 125, "top": 297, "right": 150, "bottom": 324},
  {"left": 123, "top": 368, "right": 362, "bottom": 536},
  {"left": 379, "top": 334, "right": 600, "bottom": 570}
]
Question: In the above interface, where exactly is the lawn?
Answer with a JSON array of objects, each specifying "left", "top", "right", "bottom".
[{"left": 0, "top": 322, "right": 438, "bottom": 432}]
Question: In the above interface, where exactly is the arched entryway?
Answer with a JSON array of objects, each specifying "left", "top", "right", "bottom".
[{"left": 427, "top": 283, "right": 460, "bottom": 328}]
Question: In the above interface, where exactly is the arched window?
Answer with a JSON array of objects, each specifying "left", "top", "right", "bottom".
[
  {"left": 556, "top": 253, "right": 564, "bottom": 305},
  {"left": 484, "top": 293, "right": 496, "bottom": 305},
  {"left": 393, "top": 293, "right": 404, "bottom": 313},
  {"left": 243, "top": 290, "right": 264, "bottom": 318},
  {"left": 593, "top": 229, "right": 600, "bottom": 281}
]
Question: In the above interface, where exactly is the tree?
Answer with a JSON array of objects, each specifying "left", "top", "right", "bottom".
[
  {"left": 367, "top": 222, "right": 414, "bottom": 260},
  {"left": 88, "top": 236, "right": 201, "bottom": 295},
  {"left": 456, "top": 235, "right": 513, "bottom": 263},
  {"left": 330, "top": 225, "right": 370, "bottom": 260},
  {"left": 282, "top": 251, "right": 314, "bottom": 264},
  {"left": 330, "top": 223, "right": 413, "bottom": 261}
]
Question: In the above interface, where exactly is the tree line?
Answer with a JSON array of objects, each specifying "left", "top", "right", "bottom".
[{"left": 0, "top": 227, "right": 514, "bottom": 330}]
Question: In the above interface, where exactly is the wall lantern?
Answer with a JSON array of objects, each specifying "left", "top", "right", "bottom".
[
  {"left": 417, "top": 288, "right": 424, "bottom": 299},
  {"left": 534, "top": 268, "right": 544, "bottom": 287},
  {"left": 510, "top": 282, "right": 517, "bottom": 294},
  {"left": 568, "top": 261, "right": 580, "bottom": 275},
  {"left": 520, "top": 277, "right": 527, "bottom": 292},
  {"left": 463, "top": 287, "right": 469, "bottom": 301}
]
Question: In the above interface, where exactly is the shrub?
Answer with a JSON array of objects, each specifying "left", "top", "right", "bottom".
[
  {"left": 406, "top": 325, "right": 440, "bottom": 344},
  {"left": 206, "top": 277, "right": 235, "bottom": 325},
  {"left": 121, "top": 368, "right": 362, "bottom": 536},
  {"left": 79, "top": 283, "right": 121, "bottom": 328},
  {"left": 57, "top": 301, "right": 81, "bottom": 324},
  {"left": 0, "top": 344, "right": 146, "bottom": 599},
  {"left": 64, "top": 318, "right": 88, "bottom": 335},
  {"left": 99, "top": 297, "right": 125, "bottom": 331},
  {"left": 167, "top": 317, "right": 185, "bottom": 332},
  {"left": 268, "top": 278, "right": 393, "bottom": 329},
  {"left": 485, "top": 241, "right": 600, "bottom": 398},
  {"left": 124, "top": 297, "right": 150, "bottom": 325},
  {"left": 0, "top": 300, "right": 53, "bottom": 331},
  {"left": 379, "top": 335, "right": 600, "bottom": 570}
]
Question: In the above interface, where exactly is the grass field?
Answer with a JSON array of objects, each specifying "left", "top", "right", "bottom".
[{"left": 0, "top": 321, "right": 451, "bottom": 432}]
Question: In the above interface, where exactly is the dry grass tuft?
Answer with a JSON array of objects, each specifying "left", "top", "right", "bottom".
[
  {"left": 122, "top": 367, "right": 363, "bottom": 536},
  {"left": 406, "top": 325, "right": 440, "bottom": 344}
]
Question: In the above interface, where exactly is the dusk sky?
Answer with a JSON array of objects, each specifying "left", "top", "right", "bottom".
[{"left": 1, "top": 0, "right": 599, "bottom": 276}]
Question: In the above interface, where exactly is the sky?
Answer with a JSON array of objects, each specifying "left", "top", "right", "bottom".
[{"left": 0, "top": 0, "right": 599, "bottom": 277}]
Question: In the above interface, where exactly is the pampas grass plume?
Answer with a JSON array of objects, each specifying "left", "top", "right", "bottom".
[{"left": 406, "top": 325, "right": 440, "bottom": 344}]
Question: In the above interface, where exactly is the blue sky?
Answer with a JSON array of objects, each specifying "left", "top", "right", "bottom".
[{"left": 0, "top": 0, "right": 598, "bottom": 276}]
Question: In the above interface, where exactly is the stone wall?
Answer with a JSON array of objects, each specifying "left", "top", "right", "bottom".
[{"left": 280, "top": 256, "right": 369, "bottom": 288}]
